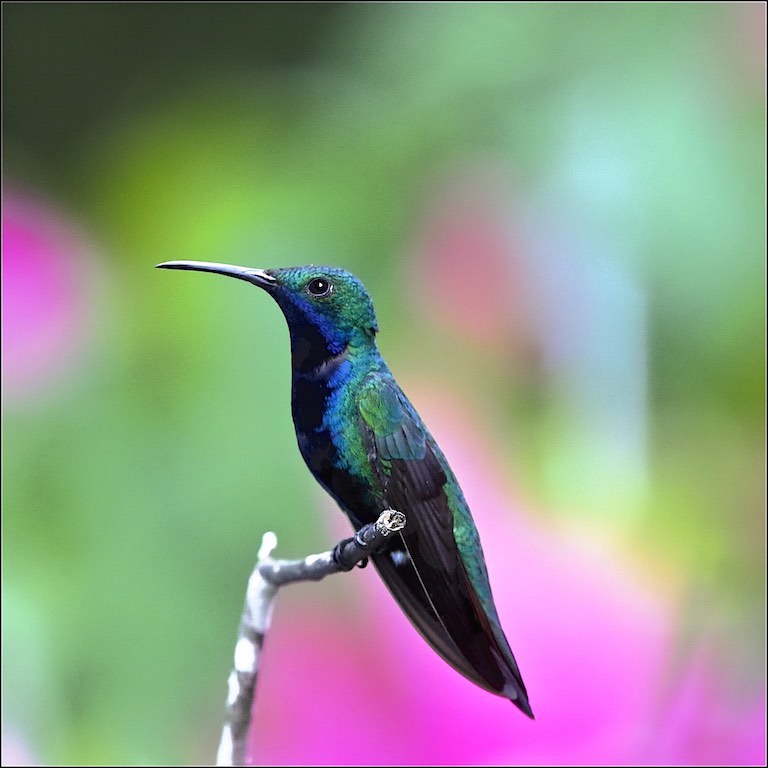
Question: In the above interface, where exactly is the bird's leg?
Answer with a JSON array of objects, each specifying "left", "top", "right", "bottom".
[{"left": 332, "top": 508, "right": 407, "bottom": 571}]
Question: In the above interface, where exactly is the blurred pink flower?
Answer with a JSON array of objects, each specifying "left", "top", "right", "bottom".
[
  {"left": 645, "top": 644, "right": 766, "bottom": 765},
  {"left": 2, "top": 188, "right": 96, "bottom": 403},
  {"left": 409, "top": 166, "right": 533, "bottom": 352},
  {"left": 246, "top": 385, "right": 766, "bottom": 765}
]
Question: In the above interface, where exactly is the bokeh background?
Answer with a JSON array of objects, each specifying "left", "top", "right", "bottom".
[{"left": 2, "top": 3, "right": 765, "bottom": 765}]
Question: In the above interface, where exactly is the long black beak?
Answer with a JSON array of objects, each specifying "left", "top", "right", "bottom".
[{"left": 156, "top": 260, "right": 277, "bottom": 289}]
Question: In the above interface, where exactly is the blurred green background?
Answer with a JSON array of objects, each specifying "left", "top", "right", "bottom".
[{"left": 2, "top": 3, "right": 765, "bottom": 765}]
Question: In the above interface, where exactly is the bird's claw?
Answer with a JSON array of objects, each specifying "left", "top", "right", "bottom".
[{"left": 376, "top": 509, "right": 406, "bottom": 535}]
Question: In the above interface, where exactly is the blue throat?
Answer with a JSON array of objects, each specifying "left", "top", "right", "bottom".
[
  {"left": 288, "top": 315, "right": 356, "bottom": 430},
  {"left": 289, "top": 320, "right": 347, "bottom": 375}
]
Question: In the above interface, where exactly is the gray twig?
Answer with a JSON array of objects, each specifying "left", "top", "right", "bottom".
[{"left": 215, "top": 509, "right": 406, "bottom": 766}]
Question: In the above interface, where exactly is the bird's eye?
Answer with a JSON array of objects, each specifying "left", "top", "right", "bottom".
[{"left": 307, "top": 277, "right": 333, "bottom": 298}]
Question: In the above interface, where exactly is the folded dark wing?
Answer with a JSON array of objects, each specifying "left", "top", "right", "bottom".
[{"left": 356, "top": 373, "right": 529, "bottom": 708}]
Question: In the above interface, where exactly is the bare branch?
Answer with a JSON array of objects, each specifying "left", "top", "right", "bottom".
[{"left": 215, "top": 509, "right": 406, "bottom": 766}]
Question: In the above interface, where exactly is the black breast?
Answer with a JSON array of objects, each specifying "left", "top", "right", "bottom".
[
  {"left": 292, "top": 377, "right": 378, "bottom": 528},
  {"left": 288, "top": 323, "right": 380, "bottom": 527}
]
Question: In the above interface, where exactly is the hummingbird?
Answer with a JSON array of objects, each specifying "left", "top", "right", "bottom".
[{"left": 157, "top": 260, "right": 533, "bottom": 718}]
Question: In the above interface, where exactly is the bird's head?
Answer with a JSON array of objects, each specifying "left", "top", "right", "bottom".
[{"left": 157, "top": 261, "right": 379, "bottom": 356}]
